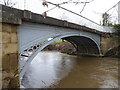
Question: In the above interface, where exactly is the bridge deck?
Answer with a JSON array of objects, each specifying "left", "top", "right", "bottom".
[{"left": 1, "top": 4, "right": 113, "bottom": 37}]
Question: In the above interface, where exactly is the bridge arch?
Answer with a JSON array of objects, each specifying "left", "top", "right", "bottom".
[
  {"left": 40, "top": 34, "right": 100, "bottom": 54},
  {"left": 19, "top": 33, "right": 100, "bottom": 79},
  {"left": 18, "top": 22, "right": 101, "bottom": 80}
]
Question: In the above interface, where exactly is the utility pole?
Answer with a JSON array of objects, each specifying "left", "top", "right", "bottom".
[{"left": 118, "top": 1, "right": 120, "bottom": 24}]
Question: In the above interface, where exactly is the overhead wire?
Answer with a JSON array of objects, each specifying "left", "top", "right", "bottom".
[
  {"left": 46, "top": 1, "right": 101, "bottom": 25},
  {"left": 80, "top": 0, "right": 87, "bottom": 13},
  {"left": 105, "top": 1, "right": 120, "bottom": 13},
  {"left": 104, "top": 1, "right": 119, "bottom": 24},
  {"left": 45, "top": 0, "right": 91, "bottom": 13}
]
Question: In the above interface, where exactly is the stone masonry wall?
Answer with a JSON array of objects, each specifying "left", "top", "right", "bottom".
[
  {"left": 1, "top": 23, "right": 19, "bottom": 88},
  {"left": 100, "top": 36, "right": 119, "bottom": 55}
]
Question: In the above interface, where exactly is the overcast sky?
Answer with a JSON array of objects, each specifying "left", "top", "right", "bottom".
[
  {"left": 2, "top": 0, "right": 119, "bottom": 25},
  {"left": 15, "top": 0, "right": 119, "bottom": 24}
]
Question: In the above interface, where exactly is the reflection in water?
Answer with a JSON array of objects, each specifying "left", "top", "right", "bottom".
[{"left": 22, "top": 51, "right": 118, "bottom": 88}]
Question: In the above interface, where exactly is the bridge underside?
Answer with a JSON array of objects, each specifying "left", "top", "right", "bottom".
[
  {"left": 63, "top": 36, "right": 99, "bottom": 54},
  {"left": 18, "top": 22, "right": 100, "bottom": 79}
]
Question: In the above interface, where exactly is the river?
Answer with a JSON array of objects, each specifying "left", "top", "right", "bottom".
[{"left": 22, "top": 51, "right": 119, "bottom": 88}]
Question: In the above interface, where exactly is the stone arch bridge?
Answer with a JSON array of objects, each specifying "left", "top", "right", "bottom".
[{"left": 0, "top": 5, "right": 118, "bottom": 88}]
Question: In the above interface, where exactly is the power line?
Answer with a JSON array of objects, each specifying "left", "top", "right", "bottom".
[
  {"left": 105, "top": 1, "right": 120, "bottom": 13},
  {"left": 46, "top": 1, "right": 101, "bottom": 26}
]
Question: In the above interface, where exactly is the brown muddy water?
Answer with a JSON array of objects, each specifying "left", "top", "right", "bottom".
[{"left": 22, "top": 51, "right": 119, "bottom": 88}]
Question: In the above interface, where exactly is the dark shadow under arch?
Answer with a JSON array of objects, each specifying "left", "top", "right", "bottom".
[{"left": 62, "top": 36, "right": 100, "bottom": 54}]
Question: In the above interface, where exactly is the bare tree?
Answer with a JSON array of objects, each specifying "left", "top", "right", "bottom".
[{"left": 0, "top": 0, "right": 16, "bottom": 7}]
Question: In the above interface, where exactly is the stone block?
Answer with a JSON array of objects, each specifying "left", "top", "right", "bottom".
[
  {"left": 11, "top": 25, "right": 17, "bottom": 33},
  {"left": 0, "top": 44, "right": 2, "bottom": 70},
  {"left": 2, "top": 23, "right": 11, "bottom": 33},
  {"left": 0, "top": 23, "right": 2, "bottom": 32},
  {"left": 9, "top": 53, "right": 18, "bottom": 72},
  {"left": 2, "top": 23, "right": 18, "bottom": 33},
  {"left": 2, "top": 32, "right": 10, "bottom": 43},
  {"left": 2, "top": 54, "right": 10, "bottom": 72},
  {"left": 0, "top": 46, "right": 1, "bottom": 53},
  {"left": 2, "top": 43, "right": 18, "bottom": 55},
  {"left": 0, "top": 32, "right": 2, "bottom": 44},
  {"left": 0, "top": 71, "right": 2, "bottom": 89},
  {"left": 10, "top": 33, "right": 18, "bottom": 43}
]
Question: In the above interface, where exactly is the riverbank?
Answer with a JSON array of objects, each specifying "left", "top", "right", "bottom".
[
  {"left": 105, "top": 45, "right": 120, "bottom": 58},
  {"left": 43, "top": 41, "right": 77, "bottom": 55}
]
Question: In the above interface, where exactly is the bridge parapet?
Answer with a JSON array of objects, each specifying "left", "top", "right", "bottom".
[{"left": 1, "top": 4, "right": 112, "bottom": 37}]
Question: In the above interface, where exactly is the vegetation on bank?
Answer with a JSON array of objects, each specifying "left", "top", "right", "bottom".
[
  {"left": 106, "top": 24, "right": 120, "bottom": 57},
  {"left": 113, "top": 24, "right": 120, "bottom": 44},
  {"left": 105, "top": 46, "right": 120, "bottom": 58},
  {"left": 113, "top": 24, "right": 120, "bottom": 41},
  {"left": 43, "top": 40, "right": 77, "bottom": 55}
]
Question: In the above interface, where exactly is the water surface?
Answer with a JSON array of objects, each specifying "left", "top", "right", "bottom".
[{"left": 22, "top": 51, "right": 119, "bottom": 88}]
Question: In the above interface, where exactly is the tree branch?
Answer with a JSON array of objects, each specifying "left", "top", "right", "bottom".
[
  {"left": 1, "top": 0, "right": 16, "bottom": 7},
  {"left": 42, "top": 0, "right": 94, "bottom": 15},
  {"left": 58, "top": 0, "right": 94, "bottom": 5},
  {"left": 80, "top": 2, "right": 86, "bottom": 13}
]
